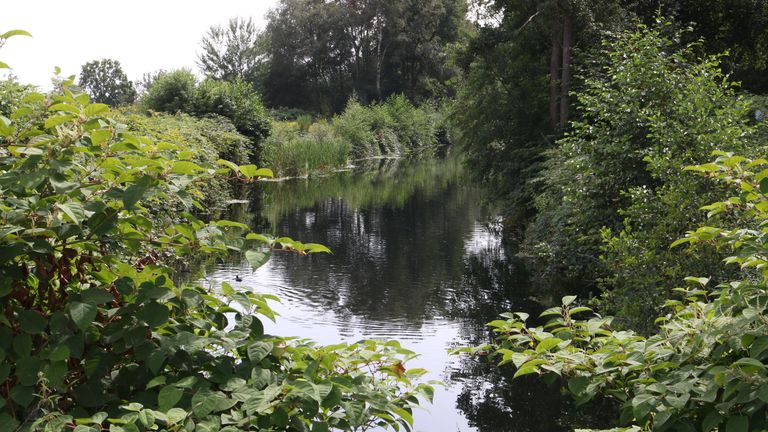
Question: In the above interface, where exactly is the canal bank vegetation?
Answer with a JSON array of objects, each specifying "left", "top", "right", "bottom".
[
  {"left": 451, "top": 3, "right": 768, "bottom": 430},
  {"left": 5, "top": 0, "right": 768, "bottom": 429},
  {"left": 263, "top": 95, "right": 451, "bottom": 178},
  {"left": 0, "top": 31, "right": 435, "bottom": 432}
]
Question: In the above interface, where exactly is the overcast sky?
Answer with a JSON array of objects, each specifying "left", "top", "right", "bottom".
[{"left": 1, "top": 1, "right": 279, "bottom": 89}]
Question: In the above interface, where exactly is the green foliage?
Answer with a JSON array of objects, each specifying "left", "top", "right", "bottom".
[
  {"left": 0, "top": 52, "right": 432, "bottom": 431},
  {"left": 0, "top": 78, "right": 38, "bottom": 116},
  {"left": 114, "top": 110, "right": 253, "bottom": 211},
  {"left": 141, "top": 69, "right": 197, "bottom": 114},
  {"left": 192, "top": 78, "right": 271, "bottom": 143},
  {"left": 626, "top": 0, "right": 768, "bottom": 94},
  {"left": 262, "top": 95, "right": 446, "bottom": 177},
  {"left": 142, "top": 74, "right": 270, "bottom": 155},
  {"left": 451, "top": 0, "right": 628, "bottom": 224},
  {"left": 197, "top": 17, "right": 268, "bottom": 86},
  {"left": 296, "top": 114, "right": 312, "bottom": 133},
  {"left": 78, "top": 59, "right": 137, "bottom": 107},
  {"left": 526, "top": 22, "right": 760, "bottom": 327},
  {"left": 262, "top": 121, "right": 350, "bottom": 178},
  {"left": 462, "top": 152, "right": 768, "bottom": 431},
  {"left": 333, "top": 95, "right": 443, "bottom": 159}
]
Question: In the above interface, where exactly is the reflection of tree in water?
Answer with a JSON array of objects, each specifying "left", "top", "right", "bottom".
[
  {"left": 269, "top": 180, "right": 480, "bottom": 324},
  {"left": 448, "top": 241, "right": 617, "bottom": 431},
  {"left": 242, "top": 158, "right": 618, "bottom": 430}
]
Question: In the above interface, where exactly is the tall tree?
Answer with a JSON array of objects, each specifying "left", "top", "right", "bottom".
[
  {"left": 261, "top": 0, "right": 467, "bottom": 112},
  {"left": 78, "top": 59, "right": 136, "bottom": 106},
  {"left": 198, "top": 17, "right": 268, "bottom": 87}
]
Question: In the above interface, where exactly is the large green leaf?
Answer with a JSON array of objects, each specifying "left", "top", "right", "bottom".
[
  {"left": 248, "top": 341, "right": 273, "bottom": 363},
  {"left": 18, "top": 310, "right": 47, "bottom": 334},
  {"left": 69, "top": 302, "right": 97, "bottom": 331},
  {"left": 245, "top": 250, "right": 270, "bottom": 270},
  {"left": 158, "top": 385, "right": 183, "bottom": 411},
  {"left": 122, "top": 176, "right": 153, "bottom": 210}
]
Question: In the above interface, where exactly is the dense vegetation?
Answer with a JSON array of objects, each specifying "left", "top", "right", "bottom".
[
  {"left": 262, "top": 95, "right": 449, "bottom": 177},
  {"left": 450, "top": 1, "right": 768, "bottom": 431},
  {"left": 0, "top": 31, "right": 433, "bottom": 432},
  {"left": 6, "top": 0, "right": 768, "bottom": 430},
  {"left": 461, "top": 152, "right": 768, "bottom": 431},
  {"left": 451, "top": 1, "right": 768, "bottom": 326}
]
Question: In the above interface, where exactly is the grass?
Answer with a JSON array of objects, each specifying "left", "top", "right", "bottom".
[
  {"left": 262, "top": 121, "right": 350, "bottom": 178},
  {"left": 261, "top": 94, "right": 451, "bottom": 177}
]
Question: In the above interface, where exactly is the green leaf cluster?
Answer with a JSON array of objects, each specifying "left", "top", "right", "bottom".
[{"left": 141, "top": 71, "right": 270, "bottom": 150}]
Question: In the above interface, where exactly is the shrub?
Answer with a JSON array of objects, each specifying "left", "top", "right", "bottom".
[
  {"left": 333, "top": 99, "right": 381, "bottom": 158},
  {"left": 296, "top": 114, "right": 312, "bottom": 133},
  {"left": 0, "top": 78, "right": 37, "bottom": 116},
  {"left": 114, "top": 110, "right": 253, "bottom": 211},
  {"left": 332, "top": 96, "right": 442, "bottom": 159},
  {"left": 141, "top": 69, "right": 197, "bottom": 113},
  {"left": 525, "top": 22, "right": 759, "bottom": 329},
  {"left": 383, "top": 94, "right": 437, "bottom": 156},
  {"left": 192, "top": 78, "right": 270, "bottom": 143}
]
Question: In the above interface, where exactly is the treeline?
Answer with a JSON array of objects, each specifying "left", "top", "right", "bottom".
[{"left": 257, "top": 0, "right": 466, "bottom": 113}]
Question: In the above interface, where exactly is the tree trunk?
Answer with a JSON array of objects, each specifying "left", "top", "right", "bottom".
[
  {"left": 374, "top": 6, "right": 385, "bottom": 100},
  {"left": 549, "top": 29, "right": 562, "bottom": 129},
  {"left": 375, "top": 20, "right": 384, "bottom": 100},
  {"left": 559, "top": 9, "right": 573, "bottom": 128}
]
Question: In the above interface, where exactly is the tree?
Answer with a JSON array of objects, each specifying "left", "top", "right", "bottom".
[
  {"left": 197, "top": 17, "right": 268, "bottom": 86},
  {"left": 261, "top": 0, "right": 467, "bottom": 113},
  {"left": 78, "top": 58, "right": 136, "bottom": 106},
  {"left": 450, "top": 0, "right": 626, "bottom": 227},
  {"left": 623, "top": 0, "right": 768, "bottom": 94},
  {"left": 192, "top": 78, "right": 271, "bottom": 143}
]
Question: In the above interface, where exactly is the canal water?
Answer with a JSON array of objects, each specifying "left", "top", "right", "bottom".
[{"left": 199, "top": 158, "right": 593, "bottom": 431}]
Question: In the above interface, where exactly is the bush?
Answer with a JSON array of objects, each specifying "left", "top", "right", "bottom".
[
  {"left": 141, "top": 69, "right": 197, "bottom": 113},
  {"left": 192, "top": 78, "right": 270, "bottom": 143},
  {"left": 296, "top": 114, "right": 312, "bottom": 133},
  {"left": 525, "top": 22, "right": 760, "bottom": 329},
  {"left": 382, "top": 95, "right": 438, "bottom": 156},
  {"left": 0, "top": 53, "right": 432, "bottom": 432},
  {"left": 0, "top": 78, "right": 37, "bottom": 116},
  {"left": 115, "top": 110, "right": 253, "bottom": 211},
  {"left": 333, "top": 99, "right": 385, "bottom": 158}
]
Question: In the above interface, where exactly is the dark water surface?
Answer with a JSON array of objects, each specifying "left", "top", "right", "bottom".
[{"left": 199, "top": 158, "right": 594, "bottom": 431}]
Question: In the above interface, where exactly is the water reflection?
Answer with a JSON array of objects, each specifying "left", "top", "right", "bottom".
[{"left": 201, "top": 158, "right": 611, "bottom": 431}]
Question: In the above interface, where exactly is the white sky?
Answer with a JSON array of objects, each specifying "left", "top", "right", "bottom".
[{"left": 1, "top": 1, "right": 279, "bottom": 89}]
